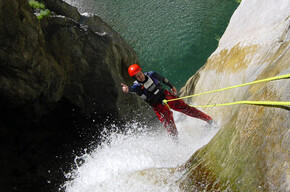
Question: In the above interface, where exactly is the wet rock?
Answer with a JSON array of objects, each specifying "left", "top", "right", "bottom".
[
  {"left": 41, "top": 0, "right": 81, "bottom": 21},
  {"left": 0, "top": 0, "right": 154, "bottom": 191},
  {"left": 178, "top": 0, "right": 290, "bottom": 191}
]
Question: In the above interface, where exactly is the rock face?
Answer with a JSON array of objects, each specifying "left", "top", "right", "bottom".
[
  {"left": 178, "top": 0, "right": 290, "bottom": 191},
  {"left": 0, "top": 0, "right": 145, "bottom": 118},
  {"left": 0, "top": 0, "right": 153, "bottom": 191}
]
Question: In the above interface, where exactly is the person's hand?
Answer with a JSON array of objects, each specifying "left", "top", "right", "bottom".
[
  {"left": 121, "top": 83, "right": 129, "bottom": 93},
  {"left": 171, "top": 86, "right": 177, "bottom": 95}
]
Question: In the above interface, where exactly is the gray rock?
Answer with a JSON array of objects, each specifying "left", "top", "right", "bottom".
[{"left": 0, "top": 0, "right": 155, "bottom": 191}]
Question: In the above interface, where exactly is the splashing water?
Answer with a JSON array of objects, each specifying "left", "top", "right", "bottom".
[{"left": 61, "top": 112, "right": 219, "bottom": 192}]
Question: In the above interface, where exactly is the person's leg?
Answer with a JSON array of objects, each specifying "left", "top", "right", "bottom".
[
  {"left": 151, "top": 103, "right": 178, "bottom": 138},
  {"left": 171, "top": 100, "right": 212, "bottom": 121},
  {"left": 164, "top": 90, "right": 212, "bottom": 122}
]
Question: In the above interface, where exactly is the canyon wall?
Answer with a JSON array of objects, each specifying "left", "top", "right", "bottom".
[
  {"left": 0, "top": 0, "right": 153, "bottom": 191},
  {"left": 178, "top": 0, "right": 290, "bottom": 191}
]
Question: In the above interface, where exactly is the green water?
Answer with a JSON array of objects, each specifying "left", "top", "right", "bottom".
[{"left": 66, "top": 0, "right": 239, "bottom": 89}]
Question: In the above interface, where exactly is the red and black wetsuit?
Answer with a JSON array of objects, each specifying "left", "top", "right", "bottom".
[{"left": 129, "top": 71, "right": 212, "bottom": 137}]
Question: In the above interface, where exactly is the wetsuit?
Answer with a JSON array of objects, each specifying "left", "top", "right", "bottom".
[{"left": 129, "top": 71, "right": 212, "bottom": 137}]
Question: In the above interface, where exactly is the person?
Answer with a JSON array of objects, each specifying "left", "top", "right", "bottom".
[{"left": 121, "top": 64, "right": 213, "bottom": 138}]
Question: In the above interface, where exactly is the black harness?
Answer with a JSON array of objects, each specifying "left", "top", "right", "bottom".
[{"left": 135, "top": 75, "right": 164, "bottom": 103}]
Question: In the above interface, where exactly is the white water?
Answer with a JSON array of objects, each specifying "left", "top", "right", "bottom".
[{"left": 62, "top": 113, "right": 219, "bottom": 192}]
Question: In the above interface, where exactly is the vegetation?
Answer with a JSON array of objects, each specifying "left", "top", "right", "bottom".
[
  {"left": 37, "top": 9, "right": 51, "bottom": 20},
  {"left": 28, "top": 0, "right": 45, "bottom": 9},
  {"left": 28, "top": 0, "right": 51, "bottom": 20},
  {"left": 236, "top": 0, "right": 242, "bottom": 3}
]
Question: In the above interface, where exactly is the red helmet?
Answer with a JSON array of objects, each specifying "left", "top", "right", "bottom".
[{"left": 128, "top": 64, "right": 141, "bottom": 77}]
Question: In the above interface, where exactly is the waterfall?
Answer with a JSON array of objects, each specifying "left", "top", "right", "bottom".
[{"left": 62, "top": 113, "right": 219, "bottom": 192}]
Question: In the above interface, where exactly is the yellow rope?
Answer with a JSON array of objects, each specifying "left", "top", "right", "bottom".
[
  {"left": 189, "top": 101, "right": 290, "bottom": 108},
  {"left": 162, "top": 73, "right": 290, "bottom": 108}
]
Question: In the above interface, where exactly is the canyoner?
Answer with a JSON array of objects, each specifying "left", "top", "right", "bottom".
[
  {"left": 121, "top": 65, "right": 290, "bottom": 140},
  {"left": 121, "top": 64, "right": 214, "bottom": 140}
]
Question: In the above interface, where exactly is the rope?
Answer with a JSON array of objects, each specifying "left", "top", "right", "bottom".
[
  {"left": 162, "top": 73, "right": 290, "bottom": 108},
  {"left": 189, "top": 101, "right": 290, "bottom": 108}
]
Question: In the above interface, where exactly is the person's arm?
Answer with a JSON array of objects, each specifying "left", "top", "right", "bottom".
[
  {"left": 121, "top": 83, "right": 142, "bottom": 95},
  {"left": 170, "top": 86, "right": 178, "bottom": 95},
  {"left": 150, "top": 71, "right": 177, "bottom": 95},
  {"left": 121, "top": 83, "right": 129, "bottom": 93}
]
